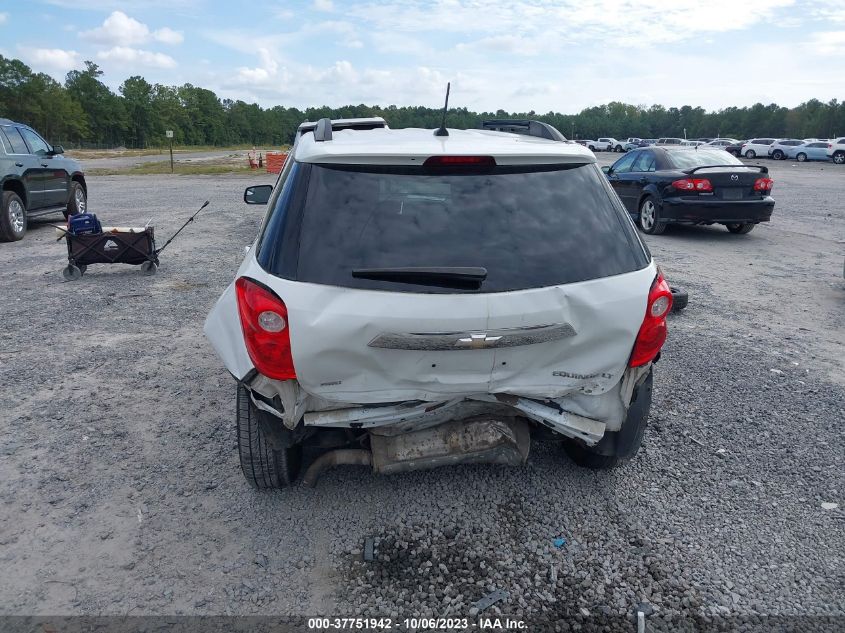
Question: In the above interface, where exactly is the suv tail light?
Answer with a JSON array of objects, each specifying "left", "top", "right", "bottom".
[
  {"left": 753, "top": 177, "right": 774, "bottom": 192},
  {"left": 235, "top": 277, "right": 296, "bottom": 380},
  {"left": 671, "top": 178, "right": 713, "bottom": 192},
  {"left": 629, "top": 272, "right": 673, "bottom": 367}
]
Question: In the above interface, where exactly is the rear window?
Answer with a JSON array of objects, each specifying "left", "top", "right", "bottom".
[
  {"left": 259, "top": 163, "right": 648, "bottom": 293},
  {"left": 666, "top": 150, "right": 743, "bottom": 169}
]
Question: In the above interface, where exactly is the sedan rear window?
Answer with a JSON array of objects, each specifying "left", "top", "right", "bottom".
[
  {"left": 666, "top": 150, "right": 743, "bottom": 169},
  {"left": 260, "top": 163, "right": 648, "bottom": 293}
]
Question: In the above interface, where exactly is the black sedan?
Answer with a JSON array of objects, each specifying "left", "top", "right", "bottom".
[{"left": 602, "top": 147, "right": 775, "bottom": 235}]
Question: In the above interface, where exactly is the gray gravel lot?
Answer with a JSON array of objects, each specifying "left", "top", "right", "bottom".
[{"left": 0, "top": 158, "right": 843, "bottom": 630}]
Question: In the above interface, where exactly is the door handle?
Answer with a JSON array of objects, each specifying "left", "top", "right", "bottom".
[
  {"left": 15, "top": 162, "right": 24, "bottom": 167},
  {"left": 639, "top": 177, "right": 647, "bottom": 184},
  {"left": 41, "top": 163, "right": 49, "bottom": 167}
]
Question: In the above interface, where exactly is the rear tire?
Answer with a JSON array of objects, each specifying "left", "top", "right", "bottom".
[
  {"left": 772, "top": 150, "right": 784, "bottom": 160},
  {"left": 833, "top": 152, "right": 845, "bottom": 165},
  {"left": 564, "top": 370, "right": 653, "bottom": 469},
  {"left": 237, "top": 384, "right": 302, "bottom": 488},
  {"left": 726, "top": 223, "right": 755, "bottom": 234},
  {"left": 796, "top": 153, "right": 807, "bottom": 162},
  {"left": 64, "top": 182, "right": 87, "bottom": 219},
  {"left": 745, "top": 149, "right": 756, "bottom": 159},
  {"left": 0, "top": 191, "right": 27, "bottom": 242},
  {"left": 615, "top": 144, "right": 623, "bottom": 152},
  {"left": 638, "top": 196, "right": 667, "bottom": 235}
]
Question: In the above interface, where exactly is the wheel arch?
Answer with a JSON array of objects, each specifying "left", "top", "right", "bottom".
[
  {"left": 71, "top": 172, "right": 87, "bottom": 193},
  {"left": 2, "top": 177, "right": 27, "bottom": 208},
  {"left": 637, "top": 185, "right": 662, "bottom": 212}
]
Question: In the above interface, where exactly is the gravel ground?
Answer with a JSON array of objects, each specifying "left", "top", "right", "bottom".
[{"left": 0, "top": 160, "right": 843, "bottom": 631}]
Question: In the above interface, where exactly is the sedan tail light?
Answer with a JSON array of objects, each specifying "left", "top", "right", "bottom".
[
  {"left": 671, "top": 178, "right": 713, "bottom": 192},
  {"left": 235, "top": 277, "right": 296, "bottom": 380},
  {"left": 753, "top": 177, "right": 774, "bottom": 192},
  {"left": 629, "top": 272, "right": 673, "bottom": 367}
]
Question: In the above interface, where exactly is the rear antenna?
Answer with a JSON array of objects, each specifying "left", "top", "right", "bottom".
[{"left": 434, "top": 82, "right": 450, "bottom": 137}]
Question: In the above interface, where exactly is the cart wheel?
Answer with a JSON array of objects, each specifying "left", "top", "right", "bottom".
[
  {"left": 62, "top": 265, "right": 82, "bottom": 281},
  {"left": 140, "top": 261, "right": 158, "bottom": 276}
]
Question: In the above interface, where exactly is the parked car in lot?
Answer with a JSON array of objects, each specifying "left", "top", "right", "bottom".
[
  {"left": 623, "top": 137, "right": 643, "bottom": 151},
  {"left": 828, "top": 137, "right": 845, "bottom": 164},
  {"left": 787, "top": 141, "right": 831, "bottom": 162},
  {"left": 206, "top": 117, "right": 673, "bottom": 487},
  {"left": 740, "top": 138, "right": 776, "bottom": 159},
  {"left": 681, "top": 140, "right": 706, "bottom": 147},
  {"left": 655, "top": 137, "right": 684, "bottom": 146},
  {"left": 704, "top": 138, "right": 740, "bottom": 149},
  {"left": 723, "top": 140, "right": 746, "bottom": 156},
  {"left": 576, "top": 139, "right": 598, "bottom": 151},
  {"left": 602, "top": 146, "right": 774, "bottom": 235},
  {"left": 768, "top": 139, "right": 804, "bottom": 160},
  {"left": 0, "top": 118, "right": 87, "bottom": 242},
  {"left": 596, "top": 137, "right": 623, "bottom": 152}
]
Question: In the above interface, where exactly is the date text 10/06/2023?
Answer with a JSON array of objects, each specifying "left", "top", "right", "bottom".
[{"left": 307, "top": 617, "right": 528, "bottom": 630}]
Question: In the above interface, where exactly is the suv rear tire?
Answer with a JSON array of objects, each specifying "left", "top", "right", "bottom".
[
  {"left": 726, "top": 223, "right": 755, "bottom": 234},
  {"left": 833, "top": 152, "right": 845, "bottom": 165},
  {"left": 638, "top": 196, "right": 667, "bottom": 235},
  {"left": 772, "top": 149, "right": 784, "bottom": 160},
  {"left": 236, "top": 384, "right": 302, "bottom": 488},
  {"left": 0, "top": 191, "right": 27, "bottom": 242},
  {"left": 564, "top": 369, "right": 652, "bottom": 469}
]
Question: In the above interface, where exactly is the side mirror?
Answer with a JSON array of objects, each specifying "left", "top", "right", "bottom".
[
  {"left": 50, "top": 145, "right": 64, "bottom": 155},
  {"left": 244, "top": 184, "right": 273, "bottom": 205},
  {"left": 601, "top": 166, "right": 611, "bottom": 175}
]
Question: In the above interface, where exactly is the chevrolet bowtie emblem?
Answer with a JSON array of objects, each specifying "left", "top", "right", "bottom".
[{"left": 455, "top": 332, "right": 503, "bottom": 349}]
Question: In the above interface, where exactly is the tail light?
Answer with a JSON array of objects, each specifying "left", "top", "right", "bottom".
[
  {"left": 629, "top": 272, "right": 673, "bottom": 367},
  {"left": 829, "top": 144, "right": 833, "bottom": 149},
  {"left": 671, "top": 178, "right": 713, "bottom": 192},
  {"left": 235, "top": 277, "right": 296, "bottom": 380},
  {"left": 753, "top": 177, "right": 774, "bottom": 192}
]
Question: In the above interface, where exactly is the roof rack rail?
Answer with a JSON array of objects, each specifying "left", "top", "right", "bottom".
[
  {"left": 298, "top": 117, "right": 387, "bottom": 135},
  {"left": 313, "top": 117, "right": 333, "bottom": 142},
  {"left": 481, "top": 119, "right": 567, "bottom": 142}
]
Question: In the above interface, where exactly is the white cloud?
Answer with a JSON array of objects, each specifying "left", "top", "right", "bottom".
[
  {"left": 314, "top": 0, "right": 334, "bottom": 11},
  {"left": 80, "top": 10, "right": 182, "bottom": 46},
  {"left": 806, "top": 30, "right": 845, "bottom": 55},
  {"left": 0, "top": 12, "right": 8, "bottom": 25},
  {"left": 97, "top": 46, "right": 177, "bottom": 68},
  {"left": 153, "top": 27, "right": 184, "bottom": 44},
  {"left": 82, "top": 11, "right": 150, "bottom": 45},
  {"left": 25, "top": 48, "right": 81, "bottom": 72}
]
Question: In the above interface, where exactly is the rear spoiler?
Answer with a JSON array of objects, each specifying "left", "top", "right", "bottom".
[
  {"left": 684, "top": 165, "right": 768, "bottom": 175},
  {"left": 481, "top": 119, "right": 567, "bottom": 142}
]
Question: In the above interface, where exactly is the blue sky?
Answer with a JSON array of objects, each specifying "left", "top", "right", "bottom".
[{"left": 1, "top": 0, "right": 844, "bottom": 113}]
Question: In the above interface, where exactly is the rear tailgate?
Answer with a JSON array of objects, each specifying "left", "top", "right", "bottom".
[{"left": 259, "top": 265, "right": 654, "bottom": 404}]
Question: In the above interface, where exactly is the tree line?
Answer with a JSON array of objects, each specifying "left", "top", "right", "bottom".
[{"left": 1, "top": 54, "right": 843, "bottom": 149}]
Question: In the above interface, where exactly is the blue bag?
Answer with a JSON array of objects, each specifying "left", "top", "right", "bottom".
[{"left": 68, "top": 213, "right": 102, "bottom": 235}]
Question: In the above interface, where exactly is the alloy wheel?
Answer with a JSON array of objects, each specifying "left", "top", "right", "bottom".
[
  {"left": 75, "top": 187, "right": 87, "bottom": 213},
  {"left": 8, "top": 199, "right": 24, "bottom": 235},
  {"left": 640, "top": 200, "right": 655, "bottom": 231}
]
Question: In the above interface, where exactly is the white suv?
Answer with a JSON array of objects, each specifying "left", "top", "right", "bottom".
[
  {"left": 597, "top": 137, "right": 623, "bottom": 152},
  {"left": 827, "top": 137, "right": 845, "bottom": 164},
  {"left": 205, "top": 118, "right": 673, "bottom": 487},
  {"left": 741, "top": 138, "right": 776, "bottom": 159}
]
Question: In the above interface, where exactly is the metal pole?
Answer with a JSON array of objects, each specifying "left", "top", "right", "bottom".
[{"left": 170, "top": 137, "right": 174, "bottom": 173}]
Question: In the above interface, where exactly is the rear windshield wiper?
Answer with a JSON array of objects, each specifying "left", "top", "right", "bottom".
[{"left": 352, "top": 266, "right": 487, "bottom": 289}]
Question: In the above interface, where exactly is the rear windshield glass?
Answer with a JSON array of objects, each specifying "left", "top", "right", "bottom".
[
  {"left": 666, "top": 150, "right": 743, "bottom": 169},
  {"left": 261, "top": 163, "right": 647, "bottom": 293}
]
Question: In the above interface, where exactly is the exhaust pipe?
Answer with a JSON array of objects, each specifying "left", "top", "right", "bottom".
[{"left": 302, "top": 449, "right": 371, "bottom": 487}]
